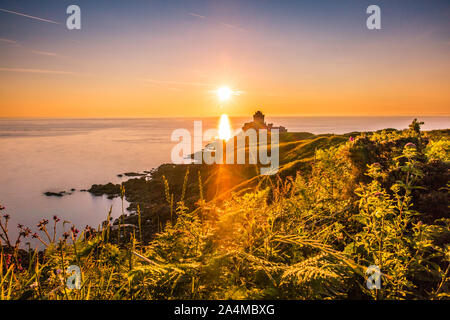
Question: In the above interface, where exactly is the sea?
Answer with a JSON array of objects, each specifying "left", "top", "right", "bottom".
[{"left": 0, "top": 116, "right": 448, "bottom": 247}]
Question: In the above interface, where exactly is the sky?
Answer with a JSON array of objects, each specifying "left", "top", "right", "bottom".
[{"left": 0, "top": 0, "right": 449, "bottom": 117}]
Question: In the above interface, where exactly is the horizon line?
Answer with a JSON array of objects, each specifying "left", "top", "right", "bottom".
[{"left": 1, "top": 114, "right": 449, "bottom": 120}]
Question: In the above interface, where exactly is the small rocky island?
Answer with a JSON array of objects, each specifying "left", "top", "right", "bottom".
[{"left": 43, "top": 189, "right": 76, "bottom": 197}]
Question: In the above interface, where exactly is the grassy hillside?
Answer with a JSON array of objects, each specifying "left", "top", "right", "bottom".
[
  {"left": 1, "top": 120, "right": 449, "bottom": 300},
  {"left": 86, "top": 131, "right": 350, "bottom": 240}
]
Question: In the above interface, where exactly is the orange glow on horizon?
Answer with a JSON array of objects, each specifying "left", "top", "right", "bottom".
[{"left": 0, "top": 15, "right": 449, "bottom": 118}]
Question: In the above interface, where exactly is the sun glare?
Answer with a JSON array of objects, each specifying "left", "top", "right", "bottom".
[
  {"left": 217, "top": 86, "right": 232, "bottom": 101},
  {"left": 218, "top": 114, "right": 232, "bottom": 141}
]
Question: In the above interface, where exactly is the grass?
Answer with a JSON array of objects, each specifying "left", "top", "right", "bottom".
[{"left": 0, "top": 121, "right": 449, "bottom": 300}]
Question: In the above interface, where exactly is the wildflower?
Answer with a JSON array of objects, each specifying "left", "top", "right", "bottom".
[
  {"left": 32, "top": 233, "right": 38, "bottom": 238},
  {"left": 30, "top": 282, "right": 38, "bottom": 289},
  {"left": 372, "top": 162, "right": 381, "bottom": 168},
  {"left": 17, "top": 223, "right": 23, "bottom": 229},
  {"left": 37, "top": 219, "right": 49, "bottom": 230},
  {"left": 3, "top": 213, "right": 9, "bottom": 220},
  {"left": 84, "top": 225, "right": 95, "bottom": 236},
  {"left": 0, "top": 204, "right": 5, "bottom": 211},
  {"left": 19, "top": 230, "right": 29, "bottom": 238},
  {"left": 63, "top": 232, "right": 70, "bottom": 240},
  {"left": 349, "top": 136, "right": 354, "bottom": 142},
  {"left": 53, "top": 215, "right": 60, "bottom": 222},
  {"left": 70, "top": 226, "right": 79, "bottom": 237}
]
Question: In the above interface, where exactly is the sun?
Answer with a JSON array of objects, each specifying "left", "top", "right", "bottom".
[{"left": 217, "top": 86, "right": 233, "bottom": 101}]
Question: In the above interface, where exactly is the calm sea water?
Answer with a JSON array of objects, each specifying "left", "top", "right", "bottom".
[{"left": 1, "top": 116, "right": 448, "bottom": 246}]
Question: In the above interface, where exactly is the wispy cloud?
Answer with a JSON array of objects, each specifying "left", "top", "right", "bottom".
[
  {"left": 0, "top": 67, "right": 76, "bottom": 75},
  {"left": 188, "top": 12, "right": 206, "bottom": 19},
  {"left": 187, "top": 12, "right": 245, "bottom": 32},
  {"left": 0, "top": 37, "right": 62, "bottom": 57},
  {"left": 0, "top": 8, "right": 60, "bottom": 24},
  {"left": 219, "top": 22, "right": 245, "bottom": 32},
  {"left": 144, "top": 78, "right": 214, "bottom": 87},
  {"left": 0, "top": 37, "right": 19, "bottom": 44},
  {"left": 0, "top": 38, "right": 64, "bottom": 60},
  {"left": 31, "top": 50, "right": 59, "bottom": 57}
]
